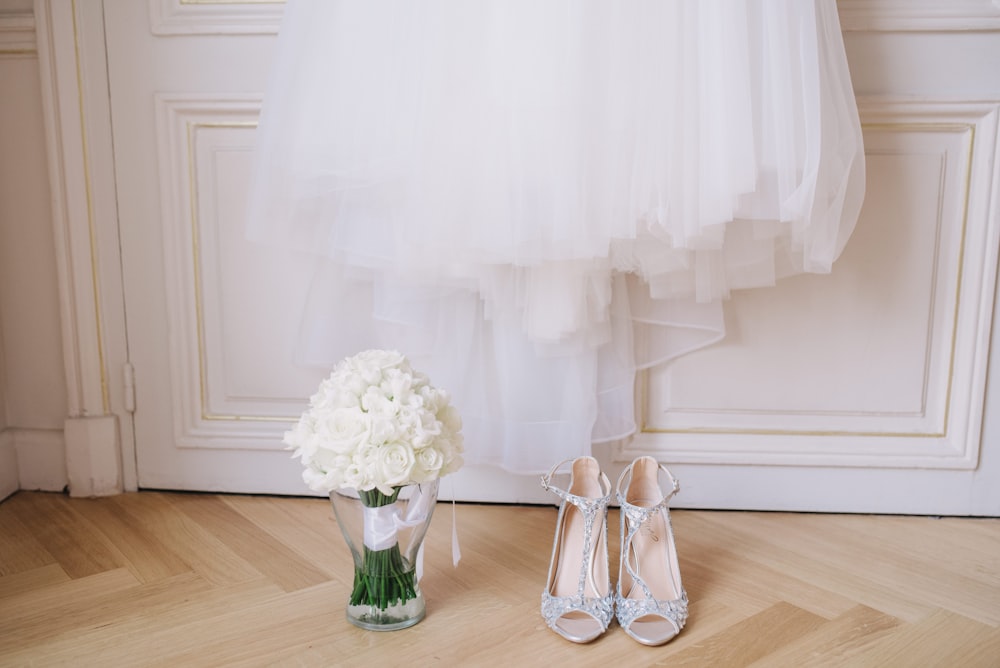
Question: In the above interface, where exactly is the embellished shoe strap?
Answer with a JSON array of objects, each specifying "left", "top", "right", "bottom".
[
  {"left": 541, "top": 458, "right": 613, "bottom": 511},
  {"left": 541, "top": 459, "right": 612, "bottom": 600},
  {"left": 615, "top": 461, "right": 680, "bottom": 505},
  {"left": 616, "top": 462, "right": 681, "bottom": 602}
]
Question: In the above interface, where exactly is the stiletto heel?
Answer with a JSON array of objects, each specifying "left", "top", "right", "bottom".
[
  {"left": 615, "top": 456, "right": 688, "bottom": 646},
  {"left": 540, "top": 456, "right": 613, "bottom": 643}
]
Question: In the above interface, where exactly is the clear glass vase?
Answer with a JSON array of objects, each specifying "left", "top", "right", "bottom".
[{"left": 329, "top": 479, "right": 439, "bottom": 631}]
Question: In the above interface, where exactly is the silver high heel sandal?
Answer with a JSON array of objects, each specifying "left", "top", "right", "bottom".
[
  {"left": 540, "top": 456, "right": 613, "bottom": 643},
  {"left": 615, "top": 456, "right": 688, "bottom": 646}
]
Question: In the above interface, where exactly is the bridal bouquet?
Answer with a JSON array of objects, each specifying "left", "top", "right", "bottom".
[{"left": 284, "top": 349, "right": 463, "bottom": 626}]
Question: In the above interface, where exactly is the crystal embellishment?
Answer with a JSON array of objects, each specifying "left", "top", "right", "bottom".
[
  {"left": 614, "top": 460, "right": 688, "bottom": 644},
  {"left": 614, "top": 590, "right": 689, "bottom": 631},
  {"left": 540, "top": 460, "right": 614, "bottom": 641}
]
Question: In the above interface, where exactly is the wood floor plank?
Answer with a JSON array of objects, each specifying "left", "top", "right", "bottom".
[
  {"left": 0, "top": 562, "right": 69, "bottom": 599},
  {"left": 0, "top": 571, "right": 212, "bottom": 653},
  {"left": 849, "top": 608, "right": 1000, "bottom": 667},
  {"left": 757, "top": 512, "right": 1000, "bottom": 625},
  {"left": 70, "top": 496, "right": 192, "bottom": 584},
  {"left": 0, "top": 567, "right": 139, "bottom": 647},
  {"left": 663, "top": 601, "right": 828, "bottom": 667},
  {"left": 421, "top": 504, "right": 556, "bottom": 609},
  {"left": 220, "top": 495, "right": 346, "bottom": 582},
  {"left": 174, "top": 494, "right": 330, "bottom": 592},
  {"left": 0, "top": 498, "right": 57, "bottom": 575},
  {"left": 1, "top": 491, "right": 997, "bottom": 666},
  {"left": 0, "top": 578, "right": 287, "bottom": 667},
  {"left": 143, "top": 583, "right": 353, "bottom": 668},
  {"left": 748, "top": 605, "right": 902, "bottom": 667},
  {"left": 694, "top": 511, "right": 939, "bottom": 623},
  {"left": 679, "top": 514, "right": 857, "bottom": 619},
  {"left": 827, "top": 514, "right": 1000, "bottom": 589},
  {"left": 120, "top": 492, "right": 265, "bottom": 586},
  {"left": 4, "top": 492, "right": 124, "bottom": 579}
]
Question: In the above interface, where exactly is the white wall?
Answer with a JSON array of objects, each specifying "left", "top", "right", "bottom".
[{"left": 0, "top": 2, "right": 67, "bottom": 499}]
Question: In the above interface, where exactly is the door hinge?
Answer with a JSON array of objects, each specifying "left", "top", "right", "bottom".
[{"left": 123, "top": 362, "right": 136, "bottom": 413}]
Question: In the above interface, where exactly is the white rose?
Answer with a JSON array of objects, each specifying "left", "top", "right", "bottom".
[
  {"left": 340, "top": 460, "right": 367, "bottom": 491},
  {"left": 372, "top": 442, "right": 416, "bottom": 494},
  {"left": 438, "top": 404, "right": 463, "bottom": 434},
  {"left": 335, "top": 371, "right": 369, "bottom": 399},
  {"left": 390, "top": 407, "right": 426, "bottom": 448},
  {"left": 302, "top": 466, "right": 338, "bottom": 492},
  {"left": 412, "top": 446, "right": 444, "bottom": 482},
  {"left": 348, "top": 443, "right": 379, "bottom": 491},
  {"left": 418, "top": 386, "right": 447, "bottom": 413},
  {"left": 361, "top": 386, "right": 398, "bottom": 417},
  {"left": 329, "top": 387, "right": 362, "bottom": 410},
  {"left": 308, "top": 448, "right": 350, "bottom": 477},
  {"left": 380, "top": 367, "right": 415, "bottom": 403},
  {"left": 348, "top": 350, "right": 405, "bottom": 387},
  {"left": 283, "top": 416, "right": 314, "bottom": 452},
  {"left": 368, "top": 416, "right": 399, "bottom": 446},
  {"left": 316, "top": 407, "right": 371, "bottom": 454},
  {"left": 441, "top": 450, "right": 464, "bottom": 477}
]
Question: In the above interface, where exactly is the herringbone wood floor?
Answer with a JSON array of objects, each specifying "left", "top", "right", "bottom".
[{"left": 0, "top": 491, "right": 998, "bottom": 667}]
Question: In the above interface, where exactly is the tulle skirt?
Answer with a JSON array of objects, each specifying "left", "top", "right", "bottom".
[{"left": 248, "top": 0, "right": 865, "bottom": 473}]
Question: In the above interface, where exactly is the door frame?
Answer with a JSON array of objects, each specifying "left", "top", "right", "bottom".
[{"left": 34, "top": 0, "right": 135, "bottom": 495}]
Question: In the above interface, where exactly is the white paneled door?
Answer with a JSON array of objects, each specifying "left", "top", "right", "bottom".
[{"left": 101, "top": 1, "right": 1000, "bottom": 513}]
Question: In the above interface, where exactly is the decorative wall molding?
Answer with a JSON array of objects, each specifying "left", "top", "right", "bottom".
[
  {"left": 839, "top": 0, "right": 1000, "bottom": 32},
  {"left": 626, "top": 99, "right": 1000, "bottom": 471},
  {"left": 33, "top": 1, "right": 135, "bottom": 491},
  {"left": 148, "top": 0, "right": 283, "bottom": 36},
  {"left": 34, "top": 0, "right": 108, "bottom": 419},
  {"left": 145, "top": 0, "right": 1000, "bottom": 37},
  {"left": 0, "top": 11, "right": 35, "bottom": 55},
  {"left": 154, "top": 93, "right": 295, "bottom": 450},
  {"left": 10, "top": 427, "right": 67, "bottom": 492}
]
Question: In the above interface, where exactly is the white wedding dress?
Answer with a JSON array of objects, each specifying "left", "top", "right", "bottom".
[{"left": 247, "top": 0, "right": 865, "bottom": 473}]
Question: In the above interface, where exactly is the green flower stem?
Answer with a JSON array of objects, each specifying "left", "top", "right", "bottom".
[{"left": 351, "top": 488, "right": 418, "bottom": 610}]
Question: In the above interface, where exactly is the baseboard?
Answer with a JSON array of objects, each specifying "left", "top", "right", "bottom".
[
  {"left": 65, "top": 416, "right": 121, "bottom": 497},
  {"left": 12, "top": 427, "right": 67, "bottom": 492},
  {"left": 0, "top": 429, "right": 17, "bottom": 501}
]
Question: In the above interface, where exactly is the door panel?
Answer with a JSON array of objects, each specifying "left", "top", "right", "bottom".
[{"left": 103, "top": 0, "right": 1000, "bottom": 512}]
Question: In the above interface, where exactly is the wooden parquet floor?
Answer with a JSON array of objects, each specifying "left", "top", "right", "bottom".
[{"left": 1, "top": 491, "right": 998, "bottom": 667}]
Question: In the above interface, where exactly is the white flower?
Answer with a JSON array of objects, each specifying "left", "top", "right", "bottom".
[
  {"left": 340, "top": 460, "right": 367, "bottom": 491},
  {"left": 287, "top": 349, "right": 464, "bottom": 493},
  {"left": 367, "top": 415, "right": 397, "bottom": 445},
  {"left": 316, "top": 407, "right": 370, "bottom": 454},
  {"left": 381, "top": 367, "right": 414, "bottom": 402},
  {"left": 438, "top": 404, "right": 462, "bottom": 434},
  {"left": 353, "top": 349, "right": 406, "bottom": 370},
  {"left": 372, "top": 442, "right": 416, "bottom": 495},
  {"left": 412, "top": 446, "right": 444, "bottom": 482},
  {"left": 361, "top": 386, "right": 397, "bottom": 417}
]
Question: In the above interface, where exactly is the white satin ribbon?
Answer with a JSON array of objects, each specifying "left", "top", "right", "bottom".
[
  {"left": 362, "top": 504, "right": 404, "bottom": 551},
  {"left": 361, "top": 485, "right": 436, "bottom": 579},
  {"left": 450, "top": 478, "right": 461, "bottom": 568},
  {"left": 360, "top": 483, "right": 462, "bottom": 581}
]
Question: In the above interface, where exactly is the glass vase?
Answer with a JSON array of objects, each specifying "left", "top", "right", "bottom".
[{"left": 329, "top": 479, "right": 439, "bottom": 631}]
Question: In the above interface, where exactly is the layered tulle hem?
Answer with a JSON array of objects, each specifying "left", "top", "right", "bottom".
[{"left": 248, "top": 0, "right": 865, "bottom": 471}]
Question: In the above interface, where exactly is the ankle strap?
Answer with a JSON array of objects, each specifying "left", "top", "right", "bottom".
[
  {"left": 541, "top": 458, "right": 612, "bottom": 506},
  {"left": 615, "top": 459, "right": 680, "bottom": 507}
]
